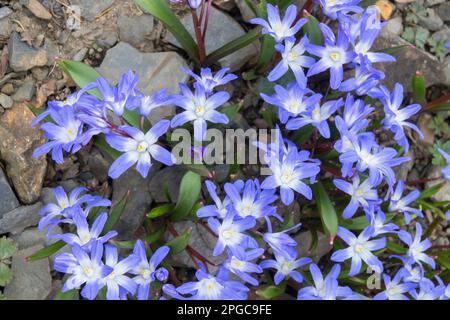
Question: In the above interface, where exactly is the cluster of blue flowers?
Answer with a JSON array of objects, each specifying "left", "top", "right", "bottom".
[{"left": 31, "top": 0, "right": 450, "bottom": 300}]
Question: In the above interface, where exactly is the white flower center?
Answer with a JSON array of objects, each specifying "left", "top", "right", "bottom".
[{"left": 137, "top": 141, "right": 149, "bottom": 153}]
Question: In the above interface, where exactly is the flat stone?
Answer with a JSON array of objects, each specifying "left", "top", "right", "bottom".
[
  {"left": 426, "top": 0, "right": 445, "bottom": 6},
  {"left": 0, "top": 202, "right": 42, "bottom": 235},
  {"left": 0, "top": 16, "right": 12, "bottom": 38},
  {"left": 97, "top": 42, "right": 189, "bottom": 124},
  {"left": 111, "top": 168, "right": 155, "bottom": 240},
  {"left": 295, "top": 231, "right": 333, "bottom": 262},
  {"left": 0, "top": 103, "right": 47, "bottom": 204},
  {"left": 380, "top": 16, "right": 403, "bottom": 38},
  {"left": 43, "top": 38, "right": 59, "bottom": 66},
  {"left": 418, "top": 8, "right": 443, "bottom": 32},
  {"left": 1, "top": 83, "right": 15, "bottom": 95},
  {"left": 21, "top": 0, "right": 52, "bottom": 20},
  {"left": 427, "top": 167, "right": 450, "bottom": 202},
  {"left": 8, "top": 32, "right": 48, "bottom": 72},
  {"left": 169, "top": 220, "right": 225, "bottom": 273},
  {"left": 431, "top": 27, "right": 450, "bottom": 43},
  {"left": 118, "top": 14, "right": 154, "bottom": 48},
  {"left": 0, "top": 168, "right": 20, "bottom": 217},
  {"left": 373, "top": 35, "right": 448, "bottom": 88},
  {"left": 71, "top": 0, "right": 115, "bottom": 22},
  {"left": 72, "top": 47, "right": 88, "bottom": 62},
  {"left": 0, "top": 93, "right": 13, "bottom": 109},
  {"left": 0, "top": 7, "right": 13, "bottom": 20},
  {"left": 4, "top": 245, "right": 52, "bottom": 300},
  {"left": 148, "top": 166, "right": 187, "bottom": 203},
  {"left": 12, "top": 80, "right": 36, "bottom": 101},
  {"left": 11, "top": 225, "right": 62, "bottom": 250},
  {"left": 87, "top": 148, "right": 110, "bottom": 182},
  {"left": 165, "top": 6, "right": 259, "bottom": 71},
  {"left": 437, "top": 2, "right": 450, "bottom": 22}
]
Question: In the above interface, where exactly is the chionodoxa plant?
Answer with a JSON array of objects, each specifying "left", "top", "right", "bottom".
[{"left": 26, "top": 0, "right": 450, "bottom": 300}]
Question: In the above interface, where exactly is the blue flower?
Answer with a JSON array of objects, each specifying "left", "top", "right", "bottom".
[
  {"left": 130, "top": 88, "right": 173, "bottom": 117},
  {"left": 55, "top": 210, "right": 117, "bottom": 251},
  {"left": 162, "top": 264, "right": 249, "bottom": 300},
  {"left": 307, "top": 24, "right": 356, "bottom": 89},
  {"left": 437, "top": 148, "right": 450, "bottom": 180},
  {"left": 333, "top": 176, "right": 379, "bottom": 219},
  {"left": 38, "top": 186, "right": 111, "bottom": 232},
  {"left": 260, "top": 83, "right": 321, "bottom": 124},
  {"left": 208, "top": 213, "right": 258, "bottom": 259},
  {"left": 105, "top": 121, "right": 175, "bottom": 179},
  {"left": 331, "top": 226, "right": 386, "bottom": 276},
  {"left": 410, "top": 278, "right": 445, "bottom": 300},
  {"left": 130, "top": 240, "right": 170, "bottom": 300},
  {"left": 223, "top": 249, "right": 264, "bottom": 286},
  {"left": 95, "top": 70, "right": 140, "bottom": 117},
  {"left": 33, "top": 106, "right": 88, "bottom": 164},
  {"left": 103, "top": 244, "right": 139, "bottom": 300},
  {"left": 286, "top": 98, "right": 343, "bottom": 138},
  {"left": 340, "top": 93, "right": 374, "bottom": 128},
  {"left": 224, "top": 179, "right": 279, "bottom": 220},
  {"left": 297, "top": 264, "right": 352, "bottom": 300},
  {"left": 366, "top": 207, "right": 399, "bottom": 236},
  {"left": 260, "top": 252, "right": 311, "bottom": 285},
  {"left": 171, "top": 83, "right": 230, "bottom": 141},
  {"left": 339, "top": 134, "right": 410, "bottom": 186},
  {"left": 184, "top": 67, "right": 237, "bottom": 94},
  {"left": 339, "top": 58, "right": 385, "bottom": 96},
  {"left": 269, "top": 37, "right": 316, "bottom": 87},
  {"left": 187, "top": 0, "right": 202, "bottom": 9},
  {"left": 249, "top": 4, "right": 306, "bottom": 43},
  {"left": 318, "top": 0, "right": 362, "bottom": 20},
  {"left": 54, "top": 241, "right": 113, "bottom": 300},
  {"left": 197, "top": 180, "right": 231, "bottom": 219},
  {"left": 377, "top": 83, "right": 424, "bottom": 153},
  {"left": 388, "top": 180, "right": 423, "bottom": 224},
  {"left": 261, "top": 148, "right": 321, "bottom": 205},
  {"left": 374, "top": 269, "right": 417, "bottom": 300},
  {"left": 398, "top": 223, "right": 435, "bottom": 269},
  {"left": 263, "top": 223, "right": 301, "bottom": 260}
]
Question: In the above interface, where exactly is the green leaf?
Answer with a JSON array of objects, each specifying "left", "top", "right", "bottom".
[
  {"left": 103, "top": 192, "right": 129, "bottom": 233},
  {"left": 171, "top": 171, "right": 202, "bottom": 221},
  {"left": 427, "top": 102, "right": 450, "bottom": 112},
  {"left": 205, "top": 28, "right": 261, "bottom": 66},
  {"left": 134, "top": 0, "right": 198, "bottom": 61},
  {"left": 148, "top": 204, "right": 174, "bottom": 220},
  {"left": 256, "top": 282, "right": 286, "bottom": 299},
  {"left": 340, "top": 214, "right": 395, "bottom": 231},
  {"left": 26, "top": 241, "right": 66, "bottom": 262},
  {"left": 182, "top": 164, "right": 211, "bottom": 177},
  {"left": 146, "top": 225, "right": 167, "bottom": 244},
  {"left": 0, "top": 262, "right": 13, "bottom": 286},
  {"left": 0, "top": 237, "right": 17, "bottom": 260},
  {"left": 419, "top": 182, "right": 445, "bottom": 200},
  {"left": 412, "top": 72, "right": 426, "bottom": 105},
  {"left": 94, "top": 135, "right": 121, "bottom": 160},
  {"left": 303, "top": 15, "right": 323, "bottom": 46},
  {"left": 166, "top": 228, "right": 192, "bottom": 254},
  {"left": 221, "top": 104, "right": 241, "bottom": 122},
  {"left": 387, "top": 241, "right": 407, "bottom": 254},
  {"left": 312, "top": 182, "right": 338, "bottom": 237},
  {"left": 54, "top": 289, "right": 78, "bottom": 300}
]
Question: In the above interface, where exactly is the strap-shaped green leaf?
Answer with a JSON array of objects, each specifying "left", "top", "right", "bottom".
[
  {"left": 312, "top": 181, "right": 338, "bottom": 237},
  {"left": 171, "top": 171, "right": 202, "bottom": 221},
  {"left": 148, "top": 204, "right": 175, "bottom": 219},
  {"left": 134, "top": 0, "right": 199, "bottom": 61},
  {"left": 103, "top": 192, "right": 129, "bottom": 233},
  {"left": 303, "top": 15, "right": 323, "bottom": 46},
  {"left": 26, "top": 240, "right": 66, "bottom": 262},
  {"left": 412, "top": 72, "right": 426, "bottom": 105},
  {"left": 166, "top": 227, "right": 192, "bottom": 254}
]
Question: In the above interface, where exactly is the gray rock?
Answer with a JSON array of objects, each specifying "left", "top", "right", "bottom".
[
  {"left": 380, "top": 16, "right": 403, "bottom": 38},
  {"left": 97, "top": 42, "right": 189, "bottom": 124},
  {"left": 11, "top": 225, "right": 62, "bottom": 250},
  {"left": 8, "top": 32, "right": 48, "bottom": 72},
  {"left": 0, "top": 103, "right": 47, "bottom": 204},
  {"left": 148, "top": 166, "right": 186, "bottom": 203},
  {"left": 418, "top": 8, "right": 443, "bottom": 32},
  {"left": 169, "top": 220, "right": 225, "bottom": 272},
  {"left": 44, "top": 38, "right": 59, "bottom": 66},
  {"left": 87, "top": 148, "right": 111, "bottom": 182},
  {"left": 4, "top": 245, "right": 52, "bottom": 300},
  {"left": 71, "top": 0, "right": 115, "bottom": 22},
  {"left": 373, "top": 35, "right": 448, "bottom": 87},
  {"left": 0, "top": 168, "right": 20, "bottom": 217},
  {"left": 39, "top": 187, "right": 57, "bottom": 206},
  {"left": 111, "top": 169, "right": 154, "bottom": 240},
  {"left": 0, "top": 202, "right": 42, "bottom": 235},
  {"left": 426, "top": 167, "right": 450, "bottom": 202},
  {"left": 431, "top": 27, "right": 450, "bottom": 43},
  {"left": 0, "top": 7, "right": 13, "bottom": 20},
  {"left": 426, "top": 0, "right": 445, "bottom": 6},
  {"left": 0, "top": 93, "right": 13, "bottom": 109},
  {"left": 295, "top": 231, "right": 333, "bottom": 262},
  {"left": 12, "top": 80, "right": 36, "bottom": 102},
  {"left": 437, "top": 2, "right": 450, "bottom": 22},
  {"left": 213, "top": 0, "right": 236, "bottom": 11},
  {"left": 118, "top": 14, "right": 154, "bottom": 48},
  {"left": 73, "top": 47, "right": 88, "bottom": 62},
  {"left": 165, "top": 6, "right": 259, "bottom": 71},
  {"left": 0, "top": 16, "right": 12, "bottom": 38}
]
